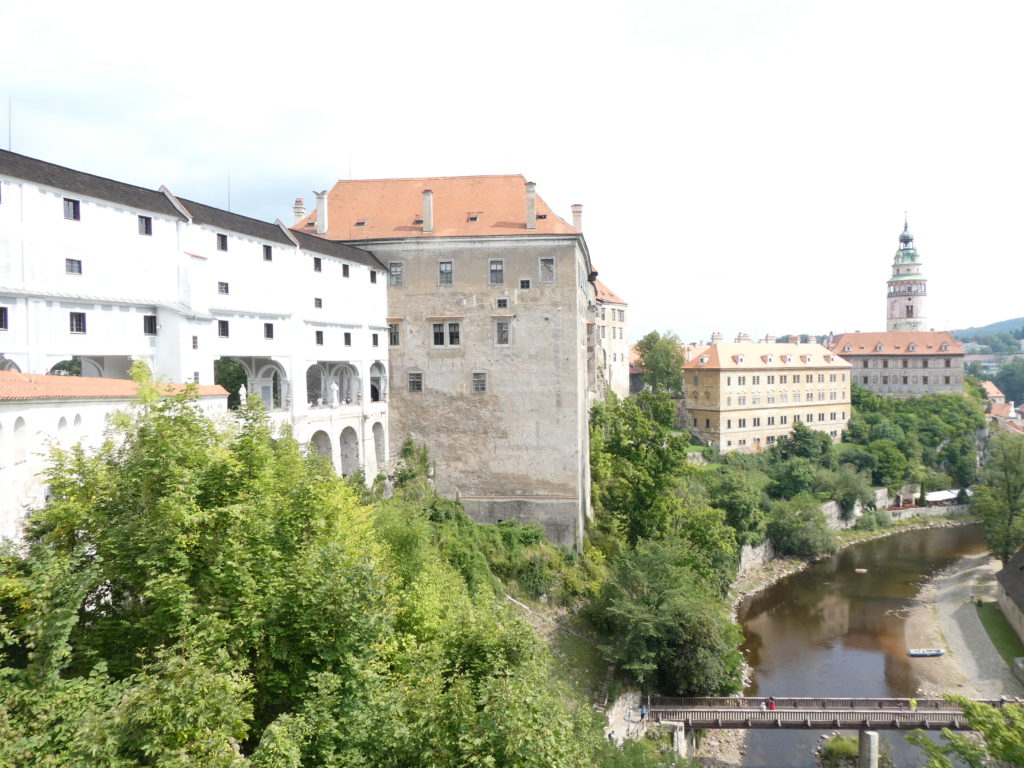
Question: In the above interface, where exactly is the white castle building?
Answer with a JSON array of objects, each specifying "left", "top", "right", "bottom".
[{"left": 0, "top": 149, "right": 390, "bottom": 513}]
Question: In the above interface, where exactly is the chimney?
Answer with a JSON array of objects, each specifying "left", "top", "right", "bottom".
[
  {"left": 571, "top": 203, "right": 583, "bottom": 231},
  {"left": 293, "top": 197, "right": 306, "bottom": 224},
  {"left": 735, "top": 332, "right": 752, "bottom": 343},
  {"left": 710, "top": 331, "right": 723, "bottom": 345},
  {"left": 314, "top": 190, "right": 328, "bottom": 235},
  {"left": 526, "top": 181, "right": 537, "bottom": 230},
  {"left": 764, "top": 334, "right": 777, "bottom": 344},
  {"left": 792, "top": 334, "right": 801, "bottom": 345},
  {"left": 422, "top": 189, "right": 433, "bottom": 233}
]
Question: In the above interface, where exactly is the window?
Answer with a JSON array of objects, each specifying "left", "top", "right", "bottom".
[
  {"left": 389, "top": 323, "right": 400, "bottom": 346},
  {"left": 752, "top": 375, "right": 761, "bottom": 385},
  {"left": 944, "top": 376, "right": 951, "bottom": 384},
  {"left": 193, "top": 372, "right": 200, "bottom": 383},
  {"left": 767, "top": 375, "right": 775, "bottom": 384},
  {"left": 829, "top": 373, "right": 837, "bottom": 382},
  {"left": 218, "top": 281, "right": 229, "bottom": 295},
  {"left": 902, "top": 359, "right": 909, "bottom": 368},
  {"left": 315, "top": 330, "right": 324, "bottom": 345},
  {"left": 780, "top": 393, "right": 788, "bottom": 403},
  {"left": 69, "top": 312, "right": 86, "bottom": 334},
  {"left": 143, "top": 315, "right": 157, "bottom": 335},
  {"left": 794, "top": 414, "right": 801, "bottom": 422},
  {"left": 863, "top": 360, "right": 870, "bottom": 368},
  {"left": 752, "top": 417, "right": 761, "bottom": 427},
  {"left": 409, "top": 372, "right": 423, "bottom": 392},
  {"left": 738, "top": 418, "right": 747, "bottom": 428},
  {"left": 217, "top": 233, "right": 228, "bottom": 251},
  {"left": 807, "top": 413, "right": 814, "bottom": 423},
  {"left": 830, "top": 391, "right": 837, "bottom": 400},
  {"left": 922, "top": 360, "right": 928, "bottom": 368},
  {"left": 817, "top": 373, "right": 825, "bottom": 383},
  {"left": 726, "top": 376, "right": 731, "bottom": 386},
  {"left": 218, "top": 320, "right": 229, "bottom": 337},
  {"left": 793, "top": 392, "right": 801, "bottom": 402},
  {"left": 767, "top": 394, "right": 775, "bottom": 404},
  {"left": 370, "top": 271, "right": 377, "bottom": 284},
  {"left": 63, "top": 198, "right": 80, "bottom": 220},
  {"left": 902, "top": 376, "right": 908, "bottom": 385},
  {"left": 817, "top": 392, "right": 825, "bottom": 401},
  {"left": 780, "top": 415, "right": 788, "bottom": 424},
  {"left": 737, "top": 396, "right": 747, "bottom": 406},
  {"left": 138, "top": 215, "right": 152, "bottom": 236},
  {"left": 490, "top": 260, "right": 504, "bottom": 285},
  {"left": 497, "top": 298, "right": 508, "bottom": 309},
  {"left": 433, "top": 323, "right": 445, "bottom": 346},
  {"left": 389, "top": 262, "right": 404, "bottom": 286},
  {"left": 496, "top": 320, "right": 510, "bottom": 345},
  {"left": 767, "top": 435, "right": 776, "bottom": 444},
  {"left": 767, "top": 416, "right": 775, "bottom": 425},
  {"left": 264, "top": 323, "right": 274, "bottom": 340},
  {"left": 438, "top": 261, "right": 453, "bottom": 285},
  {"left": 705, "top": 418, "right": 710, "bottom": 428},
  {"left": 882, "top": 376, "right": 888, "bottom": 384},
  {"left": 540, "top": 257, "right": 555, "bottom": 283},
  {"left": 0, "top": 306, "right": 9, "bottom": 330},
  {"left": 818, "top": 413, "right": 826, "bottom": 422},
  {"left": 342, "top": 264, "right": 349, "bottom": 277},
  {"left": 472, "top": 372, "right": 487, "bottom": 393},
  {"left": 945, "top": 359, "right": 951, "bottom": 368},
  {"left": 448, "top": 322, "right": 460, "bottom": 346},
  {"left": 862, "top": 376, "right": 869, "bottom": 384},
  {"left": 372, "top": 332, "right": 379, "bottom": 347},
  {"left": 780, "top": 375, "right": 787, "bottom": 384},
  {"left": 882, "top": 360, "right": 889, "bottom": 368},
  {"left": 793, "top": 374, "right": 801, "bottom": 383},
  {"left": 313, "top": 257, "right": 322, "bottom": 272},
  {"left": 65, "top": 258, "right": 82, "bottom": 275},
  {"left": 344, "top": 332, "right": 351, "bottom": 346},
  {"left": 726, "top": 419, "right": 732, "bottom": 429},
  {"left": 192, "top": 335, "right": 198, "bottom": 350},
  {"left": 520, "top": 279, "right": 531, "bottom": 289},
  {"left": 737, "top": 376, "right": 746, "bottom": 385},
  {"left": 314, "top": 297, "right": 323, "bottom": 308},
  {"left": 830, "top": 412, "right": 837, "bottom": 420}
]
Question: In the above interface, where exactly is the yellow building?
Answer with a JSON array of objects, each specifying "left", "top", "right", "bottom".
[{"left": 681, "top": 341, "right": 852, "bottom": 452}]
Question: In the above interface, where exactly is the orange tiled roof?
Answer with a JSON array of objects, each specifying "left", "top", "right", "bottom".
[
  {"left": 594, "top": 279, "right": 627, "bottom": 305},
  {"left": 991, "top": 402, "right": 1013, "bottom": 419},
  {"left": 683, "top": 342, "right": 851, "bottom": 370},
  {"left": 0, "top": 371, "right": 227, "bottom": 401},
  {"left": 293, "top": 175, "right": 577, "bottom": 240},
  {"left": 981, "top": 381, "right": 1005, "bottom": 399},
  {"left": 830, "top": 331, "right": 963, "bottom": 356}
]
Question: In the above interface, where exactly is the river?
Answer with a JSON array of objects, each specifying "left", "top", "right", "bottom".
[{"left": 737, "top": 524, "right": 987, "bottom": 767}]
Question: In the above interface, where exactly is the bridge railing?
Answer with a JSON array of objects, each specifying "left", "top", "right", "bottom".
[
  {"left": 650, "top": 708, "right": 970, "bottom": 731},
  {"left": 649, "top": 696, "right": 1002, "bottom": 711}
]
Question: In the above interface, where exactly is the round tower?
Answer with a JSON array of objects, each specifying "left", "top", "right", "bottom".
[{"left": 886, "top": 218, "right": 927, "bottom": 331}]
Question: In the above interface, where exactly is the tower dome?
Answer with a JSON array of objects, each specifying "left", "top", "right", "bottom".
[{"left": 886, "top": 217, "right": 927, "bottom": 332}]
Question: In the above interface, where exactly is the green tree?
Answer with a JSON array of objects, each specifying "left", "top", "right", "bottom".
[
  {"left": 768, "top": 457, "right": 818, "bottom": 499},
  {"left": 995, "top": 358, "right": 1024, "bottom": 406},
  {"left": 814, "top": 464, "right": 875, "bottom": 517},
  {"left": 632, "top": 390, "right": 678, "bottom": 429},
  {"left": 866, "top": 439, "right": 909, "bottom": 488},
  {"left": 972, "top": 432, "right": 1024, "bottom": 565},
  {"left": 702, "top": 467, "right": 766, "bottom": 546},
  {"left": 634, "top": 331, "right": 686, "bottom": 395},
  {"left": 907, "top": 696, "right": 1024, "bottom": 767},
  {"left": 774, "top": 421, "right": 834, "bottom": 467},
  {"left": 215, "top": 356, "right": 249, "bottom": 408},
  {"left": 766, "top": 494, "right": 837, "bottom": 557}
]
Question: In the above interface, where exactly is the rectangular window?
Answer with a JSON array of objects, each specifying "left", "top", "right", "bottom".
[
  {"left": 752, "top": 375, "right": 761, "bottom": 385},
  {"left": 737, "top": 396, "right": 747, "bottom": 405},
  {"left": 263, "top": 245, "right": 273, "bottom": 261},
  {"left": 767, "top": 435, "right": 776, "bottom": 443},
  {"left": 818, "top": 413, "right": 826, "bottom": 422},
  {"left": 370, "top": 271, "right": 377, "bottom": 283},
  {"left": 490, "top": 260, "right": 504, "bottom": 285},
  {"left": 780, "top": 393, "right": 788, "bottom": 403},
  {"left": 3, "top": 306, "right": 13, "bottom": 329},
  {"left": 737, "top": 376, "right": 746, "bottom": 385},
  {"left": 342, "top": 264, "right": 349, "bottom": 277},
  {"left": 780, "top": 415, "right": 788, "bottom": 424},
  {"left": 818, "top": 392, "right": 825, "bottom": 401},
  {"left": 218, "top": 320, "right": 229, "bottom": 337},
  {"left": 315, "top": 330, "right": 324, "bottom": 345},
  {"left": 705, "top": 418, "right": 710, "bottom": 428},
  {"left": 882, "top": 376, "right": 889, "bottom": 384},
  {"left": 830, "top": 391, "right": 837, "bottom": 400},
  {"left": 372, "top": 332, "right": 379, "bottom": 347},
  {"left": 438, "top": 261, "right": 453, "bottom": 285},
  {"left": 752, "top": 395, "right": 761, "bottom": 405},
  {"left": 520, "top": 278, "right": 531, "bottom": 289},
  {"left": 138, "top": 215, "right": 152, "bottom": 235},
  {"left": 767, "top": 394, "right": 776, "bottom": 404},
  {"left": 944, "top": 376, "right": 951, "bottom": 384},
  {"left": 194, "top": 371, "right": 200, "bottom": 383},
  {"left": 496, "top": 320, "right": 510, "bottom": 345},
  {"left": 752, "top": 417, "right": 761, "bottom": 427},
  {"left": 767, "top": 375, "right": 775, "bottom": 385},
  {"left": 738, "top": 418, "right": 747, "bottom": 428},
  {"left": 817, "top": 373, "right": 825, "bottom": 383},
  {"left": 389, "top": 323, "right": 400, "bottom": 346},
  {"left": 726, "top": 376, "right": 731, "bottom": 386},
  {"left": 218, "top": 281, "right": 229, "bottom": 294},
  {"left": 830, "top": 412, "right": 837, "bottom": 420},
  {"left": 448, "top": 322, "right": 460, "bottom": 346},
  {"left": 902, "top": 359, "right": 909, "bottom": 368},
  {"left": 882, "top": 360, "right": 889, "bottom": 368},
  {"left": 344, "top": 332, "right": 351, "bottom": 346},
  {"left": 314, "top": 297, "right": 322, "bottom": 308},
  {"left": 794, "top": 414, "right": 801, "bottom": 422},
  {"left": 922, "top": 359, "right": 928, "bottom": 368},
  {"left": 192, "top": 335, "right": 198, "bottom": 350},
  {"left": 472, "top": 372, "right": 487, "bottom": 393},
  {"left": 945, "top": 359, "right": 951, "bottom": 368},
  {"left": 540, "top": 257, "right": 555, "bottom": 283},
  {"left": 807, "top": 413, "right": 814, "bottom": 422},
  {"left": 829, "top": 373, "right": 837, "bottom": 382},
  {"left": 409, "top": 372, "right": 423, "bottom": 392},
  {"left": 69, "top": 312, "right": 86, "bottom": 334},
  {"left": 497, "top": 298, "right": 508, "bottom": 309},
  {"left": 902, "top": 376, "right": 908, "bottom": 385},
  {"left": 922, "top": 376, "right": 930, "bottom": 385},
  {"left": 863, "top": 376, "right": 869, "bottom": 384},
  {"left": 726, "top": 420, "right": 732, "bottom": 429},
  {"left": 767, "top": 416, "right": 776, "bottom": 425},
  {"left": 780, "top": 375, "right": 788, "bottom": 384},
  {"left": 217, "top": 233, "right": 228, "bottom": 251},
  {"left": 143, "top": 315, "right": 157, "bottom": 335},
  {"left": 793, "top": 392, "right": 801, "bottom": 402},
  {"left": 63, "top": 198, "right": 80, "bottom": 220},
  {"left": 313, "top": 257, "right": 322, "bottom": 272},
  {"left": 601, "top": 325, "right": 606, "bottom": 339},
  {"left": 433, "top": 323, "right": 445, "bottom": 346},
  {"left": 65, "top": 258, "right": 82, "bottom": 275},
  {"left": 389, "top": 262, "right": 404, "bottom": 286},
  {"left": 264, "top": 323, "right": 274, "bottom": 340}
]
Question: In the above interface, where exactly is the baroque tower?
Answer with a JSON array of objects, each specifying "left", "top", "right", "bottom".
[{"left": 886, "top": 219, "right": 927, "bottom": 331}]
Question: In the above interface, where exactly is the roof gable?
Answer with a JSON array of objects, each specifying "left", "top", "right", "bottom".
[{"left": 830, "top": 331, "right": 963, "bottom": 356}]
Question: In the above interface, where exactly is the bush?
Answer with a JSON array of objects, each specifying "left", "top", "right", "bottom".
[
  {"left": 766, "top": 494, "right": 838, "bottom": 558},
  {"left": 853, "top": 509, "right": 893, "bottom": 531},
  {"left": 819, "top": 734, "right": 859, "bottom": 768}
]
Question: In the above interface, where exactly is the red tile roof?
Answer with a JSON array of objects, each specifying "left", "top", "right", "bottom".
[
  {"left": 830, "top": 331, "right": 963, "bottom": 356},
  {"left": 683, "top": 342, "right": 851, "bottom": 370},
  {"left": 0, "top": 372, "right": 227, "bottom": 401},
  {"left": 991, "top": 402, "right": 1013, "bottom": 419},
  {"left": 594, "top": 279, "right": 627, "bottom": 305},
  {"left": 293, "top": 175, "right": 577, "bottom": 240},
  {"left": 981, "top": 381, "right": 1005, "bottom": 399}
]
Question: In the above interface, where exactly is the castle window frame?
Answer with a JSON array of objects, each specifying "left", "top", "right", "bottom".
[
  {"left": 539, "top": 257, "right": 556, "bottom": 283},
  {"left": 389, "top": 262, "right": 404, "bottom": 287},
  {"left": 489, "top": 260, "right": 504, "bottom": 285},
  {"left": 408, "top": 372, "right": 423, "bottom": 392},
  {"left": 63, "top": 198, "right": 80, "bottom": 220}
]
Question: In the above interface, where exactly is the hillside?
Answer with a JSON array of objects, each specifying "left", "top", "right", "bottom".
[{"left": 952, "top": 317, "right": 1024, "bottom": 339}]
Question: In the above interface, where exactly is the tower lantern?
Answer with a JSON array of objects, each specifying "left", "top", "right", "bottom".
[{"left": 886, "top": 218, "right": 927, "bottom": 331}]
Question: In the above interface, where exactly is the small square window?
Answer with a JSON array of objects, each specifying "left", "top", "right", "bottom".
[
  {"left": 372, "top": 332, "right": 379, "bottom": 347},
  {"left": 192, "top": 335, "right": 198, "bottom": 350},
  {"left": 520, "top": 279, "right": 531, "bottom": 289},
  {"left": 389, "top": 323, "right": 400, "bottom": 346},
  {"left": 342, "top": 264, "right": 349, "bottom": 278},
  {"left": 264, "top": 323, "right": 274, "bottom": 340},
  {"left": 314, "top": 297, "right": 323, "bottom": 308},
  {"left": 69, "top": 312, "right": 86, "bottom": 334},
  {"left": 263, "top": 245, "right": 273, "bottom": 261},
  {"left": 218, "top": 281, "right": 229, "bottom": 295},
  {"left": 143, "top": 315, "right": 157, "bottom": 335},
  {"left": 370, "top": 271, "right": 377, "bottom": 284},
  {"left": 63, "top": 198, "right": 80, "bottom": 220},
  {"left": 0, "top": 306, "right": 9, "bottom": 330},
  {"left": 315, "top": 330, "right": 324, "bottom": 345},
  {"left": 497, "top": 298, "right": 508, "bottom": 309},
  {"left": 409, "top": 372, "right": 423, "bottom": 392},
  {"left": 217, "top": 233, "right": 228, "bottom": 251},
  {"left": 65, "top": 258, "right": 82, "bottom": 275},
  {"left": 490, "top": 260, "right": 504, "bottom": 285},
  {"left": 439, "top": 261, "right": 453, "bottom": 285},
  {"left": 472, "top": 372, "right": 487, "bottom": 393},
  {"left": 218, "top": 320, "right": 229, "bottom": 337},
  {"left": 344, "top": 332, "right": 351, "bottom": 346},
  {"left": 138, "top": 215, "right": 152, "bottom": 235},
  {"left": 313, "top": 257, "right": 322, "bottom": 272}
]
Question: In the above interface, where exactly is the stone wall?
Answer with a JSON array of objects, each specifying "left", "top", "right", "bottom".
[{"left": 738, "top": 539, "right": 776, "bottom": 575}]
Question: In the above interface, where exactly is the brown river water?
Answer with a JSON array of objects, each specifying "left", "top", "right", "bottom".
[{"left": 737, "top": 524, "right": 987, "bottom": 767}]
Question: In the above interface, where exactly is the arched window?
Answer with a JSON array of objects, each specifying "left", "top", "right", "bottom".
[{"left": 14, "top": 417, "right": 27, "bottom": 464}]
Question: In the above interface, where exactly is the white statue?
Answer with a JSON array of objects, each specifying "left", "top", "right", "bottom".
[
  {"left": 238, "top": 384, "right": 247, "bottom": 402},
  {"left": 330, "top": 381, "right": 340, "bottom": 406}
]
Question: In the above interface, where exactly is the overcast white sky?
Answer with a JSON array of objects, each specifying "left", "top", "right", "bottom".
[{"left": 3, "top": 1, "right": 1021, "bottom": 342}]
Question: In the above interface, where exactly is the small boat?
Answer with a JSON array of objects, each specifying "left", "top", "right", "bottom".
[
  {"left": 908, "top": 648, "right": 945, "bottom": 657},
  {"left": 855, "top": 568, "right": 868, "bottom": 574}
]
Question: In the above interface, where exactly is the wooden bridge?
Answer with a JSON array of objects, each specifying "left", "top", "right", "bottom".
[{"left": 648, "top": 696, "right": 1004, "bottom": 731}]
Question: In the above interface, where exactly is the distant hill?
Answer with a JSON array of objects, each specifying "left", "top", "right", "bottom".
[{"left": 952, "top": 317, "right": 1024, "bottom": 339}]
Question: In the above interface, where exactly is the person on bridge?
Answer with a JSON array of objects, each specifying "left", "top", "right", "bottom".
[
  {"left": 768, "top": 697, "right": 776, "bottom": 711},
  {"left": 909, "top": 699, "right": 918, "bottom": 712},
  {"left": 640, "top": 705, "right": 647, "bottom": 721}
]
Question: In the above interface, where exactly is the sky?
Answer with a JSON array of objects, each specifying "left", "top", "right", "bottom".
[{"left": 3, "top": 0, "right": 1022, "bottom": 343}]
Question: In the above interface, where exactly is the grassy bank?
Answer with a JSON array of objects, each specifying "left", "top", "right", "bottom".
[{"left": 976, "top": 601, "right": 1024, "bottom": 666}]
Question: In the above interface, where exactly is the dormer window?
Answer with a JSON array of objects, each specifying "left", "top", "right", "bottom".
[
  {"left": 908, "top": 343, "right": 917, "bottom": 352},
  {"left": 875, "top": 343, "right": 884, "bottom": 352},
  {"left": 699, "top": 356, "right": 709, "bottom": 366},
  {"left": 355, "top": 221, "right": 366, "bottom": 227},
  {"left": 468, "top": 215, "right": 479, "bottom": 222},
  {"left": 940, "top": 342, "right": 949, "bottom": 351},
  {"left": 844, "top": 344, "right": 852, "bottom": 352},
  {"left": 783, "top": 355, "right": 792, "bottom": 364}
]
